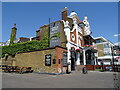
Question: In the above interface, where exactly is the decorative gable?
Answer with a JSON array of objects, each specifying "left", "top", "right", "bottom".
[{"left": 70, "top": 29, "right": 77, "bottom": 44}]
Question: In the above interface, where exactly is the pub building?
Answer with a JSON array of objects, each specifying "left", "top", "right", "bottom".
[
  {"left": 5, "top": 7, "right": 97, "bottom": 74},
  {"left": 35, "top": 7, "right": 97, "bottom": 73}
]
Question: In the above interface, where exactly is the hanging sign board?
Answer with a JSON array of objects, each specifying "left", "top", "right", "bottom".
[{"left": 45, "top": 54, "right": 51, "bottom": 66}]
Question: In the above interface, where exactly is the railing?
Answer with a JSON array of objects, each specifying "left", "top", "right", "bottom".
[{"left": 86, "top": 65, "right": 120, "bottom": 72}]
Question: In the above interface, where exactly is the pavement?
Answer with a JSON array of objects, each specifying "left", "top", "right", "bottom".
[{"left": 1, "top": 71, "right": 119, "bottom": 88}]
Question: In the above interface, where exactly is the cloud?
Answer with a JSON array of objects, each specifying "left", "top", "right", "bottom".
[
  {"left": 113, "top": 34, "right": 120, "bottom": 37},
  {"left": 114, "top": 42, "right": 120, "bottom": 46}
]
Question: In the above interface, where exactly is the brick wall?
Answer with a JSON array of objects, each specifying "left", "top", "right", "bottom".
[
  {"left": 55, "top": 47, "right": 67, "bottom": 73},
  {"left": 15, "top": 48, "right": 56, "bottom": 73},
  {"left": 15, "top": 46, "right": 67, "bottom": 73},
  {"left": 36, "top": 25, "right": 49, "bottom": 41},
  {"left": 2, "top": 56, "right": 15, "bottom": 66},
  {"left": 86, "top": 65, "right": 95, "bottom": 70},
  {"left": 60, "top": 22, "right": 67, "bottom": 48}
]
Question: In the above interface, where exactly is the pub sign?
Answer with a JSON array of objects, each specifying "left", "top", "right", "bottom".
[{"left": 45, "top": 54, "right": 51, "bottom": 66}]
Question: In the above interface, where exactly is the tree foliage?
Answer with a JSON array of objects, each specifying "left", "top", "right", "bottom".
[
  {"left": 1, "top": 28, "right": 61, "bottom": 58},
  {"left": 1, "top": 40, "right": 49, "bottom": 58},
  {"left": 2, "top": 29, "right": 49, "bottom": 58}
]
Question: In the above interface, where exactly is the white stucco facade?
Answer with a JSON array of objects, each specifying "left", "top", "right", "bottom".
[{"left": 62, "top": 8, "right": 92, "bottom": 72}]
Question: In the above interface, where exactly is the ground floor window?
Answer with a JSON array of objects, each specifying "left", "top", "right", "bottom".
[{"left": 71, "top": 50, "right": 76, "bottom": 71}]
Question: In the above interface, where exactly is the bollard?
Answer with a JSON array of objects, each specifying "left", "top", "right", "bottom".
[
  {"left": 82, "top": 67, "right": 88, "bottom": 74},
  {"left": 66, "top": 62, "right": 71, "bottom": 74}
]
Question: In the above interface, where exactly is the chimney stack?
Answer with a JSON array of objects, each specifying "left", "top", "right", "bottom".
[
  {"left": 10, "top": 24, "right": 17, "bottom": 44},
  {"left": 14, "top": 24, "right": 16, "bottom": 28},
  {"left": 62, "top": 7, "right": 68, "bottom": 21}
]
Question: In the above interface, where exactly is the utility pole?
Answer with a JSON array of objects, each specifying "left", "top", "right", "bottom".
[{"left": 48, "top": 18, "right": 51, "bottom": 47}]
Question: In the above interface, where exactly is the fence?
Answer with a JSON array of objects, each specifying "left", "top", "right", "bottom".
[{"left": 86, "top": 65, "right": 120, "bottom": 72}]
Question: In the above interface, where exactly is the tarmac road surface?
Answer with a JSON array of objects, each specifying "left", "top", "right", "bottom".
[{"left": 2, "top": 71, "right": 118, "bottom": 88}]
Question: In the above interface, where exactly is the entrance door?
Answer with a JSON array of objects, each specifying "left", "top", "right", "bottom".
[
  {"left": 71, "top": 51, "right": 76, "bottom": 70},
  {"left": 86, "top": 50, "right": 95, "bottom": 65}
]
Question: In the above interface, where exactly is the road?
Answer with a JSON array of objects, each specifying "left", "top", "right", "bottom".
[{"left": 2, "top": 71, "right": 118, "bottom": 88}]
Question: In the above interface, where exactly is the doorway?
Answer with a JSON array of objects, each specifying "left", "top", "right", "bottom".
[
  {"left": 71, "top": 51, "right": 76, "bottom": 70},
  {"left": 86, "top": 50, "right": 95, "bottom": 65}
]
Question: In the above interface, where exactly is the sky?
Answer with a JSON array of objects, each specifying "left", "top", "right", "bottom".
[{"left": 2, "top": 2, "right": 119, "bottom": 44}]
